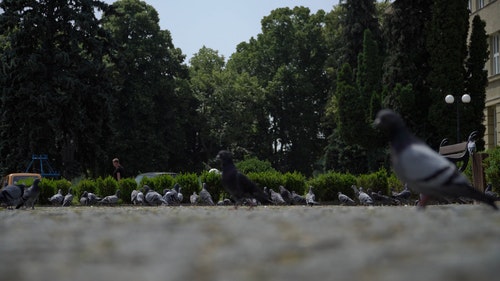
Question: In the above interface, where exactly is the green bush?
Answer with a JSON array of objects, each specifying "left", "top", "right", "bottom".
[
  {"left": 141, "top": 174, "right": 176, "bottom": 194},
  {"left": 199, "top": 170, "right": 224, "bottom": 201},
  {"left": 174, "top": 173, "right": 200, "bottom": 203},
  {"left": 118, "top": 178, "right": 137, "bottom": 204},
  {"left": 282, "top": 172, "right": 307, "bottom": 194},
  {"left": 74, "top": 178, "right": 97, "bottom": 199},
  {"left": 248, "top": 171, "right": 284, "bottom": 191},
  {"left": 356, "top": 168, "right": 389, "bottom": 195},
  {"left": 96, "top": 176, "right": 118, "bottom": 197},
  {"left": 39, "top": 178, "right": 72, "bottom": 205},
  {"left": 306, "top": 172, "right": 357, "bottom": 202},
  {"left": 484, "top": 148, "right": 500, "bottom": 191},
  {"left": 387, "top": 173, "right": 404, "bottom": 192},
  {"left": 236, "top": 156, "right": 276, "bottom": 173}
]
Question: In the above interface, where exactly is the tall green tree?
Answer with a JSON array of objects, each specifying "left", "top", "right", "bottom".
[
  {"left": 463, "top": 15, "right": 489, "bottom": 150},
  {"left": 101, "top": 0, "right": 193, "bottom": 175},
  {"left": 426, "top": 0, "right": 469, "bottom": 144},
  {"left": 0, "top": 0, "right": 115, "bottom": 177},
  {"left": 382, "top": 0, "right": 433, "bottom": 139}
]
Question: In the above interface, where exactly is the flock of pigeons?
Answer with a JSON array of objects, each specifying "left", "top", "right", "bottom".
[{"left": 1, "top": 109, "right": 499, "bottom": 210}]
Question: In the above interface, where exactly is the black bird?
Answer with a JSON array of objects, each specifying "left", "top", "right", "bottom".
[
  {"left": 17, "top": 179, "right": 41, "bottom": 209},
  {"left": 216, "top": 150, "right": 270, "bottom": 207},
  {"left": 279, "top": 185, "right": 293, "bottom": 205},
  {"left": 374, "top": 109, "right": 497, "bottom": 210},
  {"left": 0, "top": 184, "right": 25, "bottom": 209},
  {"left": 291, "top": 191, "right": 307, "bottom": 205},
  {"left": 485, "top": 184, "right": 500, "bottom": 200}
]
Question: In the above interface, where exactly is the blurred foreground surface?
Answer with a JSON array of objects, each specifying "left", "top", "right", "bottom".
[{"left": 1, "top": 205, "right": 499, "bottom": 281}]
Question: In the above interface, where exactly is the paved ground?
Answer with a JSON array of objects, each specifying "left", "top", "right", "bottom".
[{"left": 1, "top": 204, "right": 499, "bottom": 281}]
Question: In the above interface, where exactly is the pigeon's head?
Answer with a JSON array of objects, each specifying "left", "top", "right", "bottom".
[
  {"left": 216, "top": 150, "right": 233, "bottom": 163},
  {"left": 374, "top": 109, "right": 406, "bottom": 137}
]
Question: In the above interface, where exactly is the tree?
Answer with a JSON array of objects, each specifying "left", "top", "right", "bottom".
[
  {"left": 101, "top": 0, "right": 193, "bottom": 175},
  {"left": 463, "top": 15, "right": 489, "bottom": 151},
  {"left": 382, "top": 0, "right": 433, "bottom": 139},
  {"left": 426, "top": 0, "right": 469, "bottom": 144},
  {"left": 0, "top": 0, "right": 115, "bottom": 177}
]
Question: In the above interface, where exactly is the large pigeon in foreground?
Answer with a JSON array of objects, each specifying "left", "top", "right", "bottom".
[
  {"left": 374, "top": 109, "right": 497, "bottom": 210},
  {"left": 0, "top": 184, "right": 25, "bottom": 209},
  {"left": 216, "top": 150, "right": 270, "bottom": 207}
]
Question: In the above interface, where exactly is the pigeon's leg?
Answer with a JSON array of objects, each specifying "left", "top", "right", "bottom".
[{"left": 417, "top": 194, "right": 431, "bottom": 209}]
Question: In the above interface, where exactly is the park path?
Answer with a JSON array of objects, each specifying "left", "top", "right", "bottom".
[{"left": 1, "top": 205, "right": 499, "bottom": 281}]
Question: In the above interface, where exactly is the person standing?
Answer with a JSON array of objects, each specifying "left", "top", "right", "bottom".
[{"left": 112, "top": 158, "right": 125, "bottom": 181}]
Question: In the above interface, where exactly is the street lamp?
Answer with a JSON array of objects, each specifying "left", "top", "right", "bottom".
[{"left": 445, "top": 94, "right": 471, "bottom": 143}]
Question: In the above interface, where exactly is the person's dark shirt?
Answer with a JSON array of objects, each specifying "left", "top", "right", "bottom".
[{"left": 113, "top": 165, "right": 125, "bottom": 180}]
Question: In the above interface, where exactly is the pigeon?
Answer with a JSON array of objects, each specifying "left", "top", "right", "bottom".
[
  {"left": 279, "top": 185, "right": 293, "bottom": 205},
  {"left": 0, "top": 184, "right": 25, "bottom": 209},
  {"left": 291, "top": 191, "right": 307, "bottom": 205},
  {"left": 392, "top": 184, "right": 412, "bottom": 205},
  {"left": 306, "top": 186, "right": 319, "bottom": 206},
  {"left": 144, "top": 185, "right": 167, "bottom": 206},
  {"left": 485, "top": 184, "right": 499, "bottom": 200},
  {"left": 356, "top": 186, "right": 374, "bottom": 206},
  {"left": 190, "top": 191, "right": 199, "bottom": 205},
  {"left": 131, "top": 189, "right": 145, "bottom": 205},
  {"left": 99, "top": 190, "right": 121, "bottom": 205},
  {"left": 49, "top": 189, "right": 64, "bottom": 206},
  {"left": 216, "top": 150, "right": 271, "bottom": 207},
  {"left": 269, "top": 188, "right": 286, "bottom": 205},
  {"left": 217, "top": 198, "right": 233, "bottom": 206},
  {"left": 87, "top": 192, "right": 101, "bottom": 205},
  {"left": 368, "top": 189, "right": 397, "bottom": 206},
  {"left": 62, "top": 188, "right": 74, "bottom": 207},
  {"left": 199, "top": 183, "right": 215, "bottom": 206},
  {"left": 374, "top": 109, "right": 497, "bottom": 209},
  {"left": 80, "top": 191, "right": 89, "bottom": 206},
  {"left": 164, "top": 183, "right": 183, "bottom": 205},
  {"left": 338, "top": 191, "right": 356, "bottom": 206},
  {"left": 17, "top": 178, "right": 41, "bottom": 209}
]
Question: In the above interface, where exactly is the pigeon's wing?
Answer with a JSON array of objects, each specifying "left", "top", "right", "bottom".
[{"left": 394, "top": 142, "right": 460, "bottom": 185}]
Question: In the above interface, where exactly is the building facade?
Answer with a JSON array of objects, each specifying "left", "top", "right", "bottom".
[{"left": 469, "top": 0, "right": 500, "bottom": 149}]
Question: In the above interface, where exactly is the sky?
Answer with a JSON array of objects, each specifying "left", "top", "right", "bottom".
[{"left": 104, "top": 1, "right": 340, "bottom": 62}]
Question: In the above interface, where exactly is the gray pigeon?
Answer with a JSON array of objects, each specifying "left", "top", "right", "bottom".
[
  {"left": 0, "top": 184, "right": 25, "bottom": 209},
  {"left": 164, "top": 183, "right": 182, "bottom": 205},
  {"left": 291, "top": 191, "right": 307, "bottom": 205},
  {"left": 131, "top": 189, "right": 144, "bottom": 205},
  {"left": 217, "top": 198, "right": 233, "bottom": 206},
  {"left": 374, "top": 109, "right": 497, "bottom": 209},
  {"left": 62, "top": 188, "right": 73, "bottom": 207},
  {"left": 269, "top": 188, "right": 286, "bottom": 205},
  {"left": 357, "top": 187, "right": 374, "bottom": 206},
  {"left": 338, "top": 191, "right": 356, "bottom": 206},
  {"left": 49, "top": 189, "right": 64, "bottom": 206},
  {"left": 17, "top": 178, "right": 41, "bottom": 209},
  {"left": 279, "top": 185, "right": 293, "bottom": 205},
  {"left": 87, "top": 192, "right": 101, "bottom": 205},
  {"left": 144, "top": 185, "right": 167, "bottom": 206},
  {"left": 306, "top": 186, "right": 319, "bottom": 206},
  {"left": 199, "top": 183, "right": 215, "bottom": 206},
  {"left": 99, "top": 190, "right": 121, "bottom": 205},
  {"left": 392, "top": 184, "right": 412, "bottom": 205},
  {"left": 80, "top": 191, "right": 89, "bottom": 206},
  {"left": 190, "top": 191, "right": 199, "bottom": 205}
]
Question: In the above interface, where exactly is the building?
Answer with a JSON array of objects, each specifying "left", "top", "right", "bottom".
[{"left": 469, "top": 0, "right": 500, "bottom": 148}]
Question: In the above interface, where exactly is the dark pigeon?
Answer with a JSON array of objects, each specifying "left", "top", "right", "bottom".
[
  {"left": 485, "top": 184, "right": 499, "bottom": 200},
  {"left": 216, "top": 150, "right": 271, "bottom": 207},
  {"left": 291, "top": 191, "right": 307, "bottom": 205},
  {"left": 279, "top": 185, "right": 293, "bottom": 205},
  {"left": 306, "top": 186, "right": 319, "bottom": 206},
  {"left": 392, "top": 184, "right": 412, "bottom": 205},
  {"left": 62, "top": 188, "right": 73, "bottom": 207},
  {"left": 199, "top": 183, "right": 215, "bottom": 206},
  {"left": 17, "top": 179, "right": 41, "bottom": 209},
  {"left": 49, "top": 189, "right": 64, "bottom": 206},
  {"left": 87, "top": 192, "right": 101, "bottom": 205},
  {"left": 0, "top": 184, "right": 25, "bottom": 209},
  {"left": 338, "top": 191, "right": 356, "bottom": 206},
  {"left": 374, "top": 109, "right": 497, "bottom": 210},
  {"left": 217, "top": 198, "right": 233, "bottom": 206},
  {"left": 164, "top": 183, "right": 182, "bottom": 205}
]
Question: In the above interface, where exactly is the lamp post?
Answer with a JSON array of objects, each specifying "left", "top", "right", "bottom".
[{"left": 445, "top": 94, "right": 471, "bottom": 143}]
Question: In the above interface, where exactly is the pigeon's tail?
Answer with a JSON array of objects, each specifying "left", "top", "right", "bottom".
[{"left": 462, "top": 185, "right": 498, "bottom": 210}]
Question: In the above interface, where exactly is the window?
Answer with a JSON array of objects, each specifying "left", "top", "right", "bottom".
[
  {"left": 493, "top": 34, "right": 500, "bottom": 75},
  {"left": 477, "top": 0, "right": 485, "bottom": 9}
]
